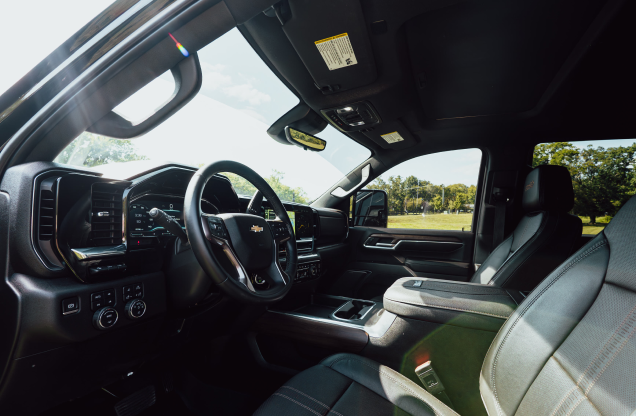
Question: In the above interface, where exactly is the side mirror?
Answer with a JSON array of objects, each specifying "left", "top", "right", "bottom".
[
  {"left": 352, "top": 189, "right": 388, "bottom": 228},
  {"left": 284, "top": 127, "right": 326, "bottom": 151}
]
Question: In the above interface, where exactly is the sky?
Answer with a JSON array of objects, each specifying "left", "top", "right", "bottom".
[{"left": 2, "top": 1, "right": 635, "bottom": 199}]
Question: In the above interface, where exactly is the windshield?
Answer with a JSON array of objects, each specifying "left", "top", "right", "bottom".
[{"left": 56, "top": 29, "right": 371, "bottom": 203}]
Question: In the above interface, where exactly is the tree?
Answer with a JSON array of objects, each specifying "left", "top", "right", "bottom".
[
  {"left": 55, "top": 132, "right": 149, "bottom": 167},
  {"left": 223, "top": 170, "right": 309, "bottom": 204},
  {"left": 533, "top": 142, "right": 636, "bottom": 223},
  {"left": 431, "top": 195, "right": 444, "bottom": 212}
]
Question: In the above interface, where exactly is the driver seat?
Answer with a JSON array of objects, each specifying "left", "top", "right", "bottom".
[{"left": 255, "top": 196, "right": 636, "bottom": 415}]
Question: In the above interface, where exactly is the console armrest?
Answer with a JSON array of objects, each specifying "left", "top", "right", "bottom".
[{"left": 383, "top": 278, "right": 524, "bottom": 331}]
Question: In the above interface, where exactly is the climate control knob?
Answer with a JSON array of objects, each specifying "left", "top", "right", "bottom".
[
  {"left": 92, "top": 307, "right": 118, "bottom": 330},
  {"left": 125, "top": 299, "right": 146, "bottom": 319}
]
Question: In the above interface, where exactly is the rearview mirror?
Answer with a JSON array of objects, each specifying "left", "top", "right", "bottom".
[{"left": 284, "top": 127, "right": 326, "bottom": 151}]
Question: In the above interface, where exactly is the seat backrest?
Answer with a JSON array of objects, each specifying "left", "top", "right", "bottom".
[
  {"left": 471, "top": 165, "right": 581, "bottom": 291},
  {"left": 480, "top": 195, "right": 636, "bottom": 416}
]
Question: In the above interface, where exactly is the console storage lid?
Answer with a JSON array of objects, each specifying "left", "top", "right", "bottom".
[{"left": 383, "top": 278, "right": 523, "bottom": 332}]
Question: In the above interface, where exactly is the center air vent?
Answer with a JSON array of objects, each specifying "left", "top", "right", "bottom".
[{"left": 90, "top": 184, "right": 124, "bottom": 247}]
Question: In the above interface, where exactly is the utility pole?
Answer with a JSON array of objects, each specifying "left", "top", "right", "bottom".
[
  {"left": 415, "top": 180, "right": 419, "bottom": 213},
  {"left": 441, "top": 186, "right": 445, "bottom": 208}
]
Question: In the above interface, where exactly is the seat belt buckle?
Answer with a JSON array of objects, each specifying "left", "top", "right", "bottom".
[{"left": 415, "top": 361, "right": 445, "bottom": 395}]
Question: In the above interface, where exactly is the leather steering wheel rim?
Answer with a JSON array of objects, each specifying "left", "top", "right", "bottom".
[{"left": 184, "top": 160, "right": 297, "bottom": 304}]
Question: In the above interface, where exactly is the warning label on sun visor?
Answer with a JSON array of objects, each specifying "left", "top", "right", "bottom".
[
  {"left": 380, "top": 132, "right": 405, "bottom": 144},
  {"left": 315, "top": 33, "right": 358, "bottom": 71}
]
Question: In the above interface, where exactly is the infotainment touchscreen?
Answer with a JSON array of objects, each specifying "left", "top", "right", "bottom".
[{"left": 264, "top": 208, "right": 312, "bottom": 239}]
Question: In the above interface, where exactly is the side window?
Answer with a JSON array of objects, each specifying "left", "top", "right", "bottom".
[
  {"left": 365, "top": 149, "right": 482, "bottom": 230},
  {"left": 533, "top": 139, "right": 636, "bottom": 235}
]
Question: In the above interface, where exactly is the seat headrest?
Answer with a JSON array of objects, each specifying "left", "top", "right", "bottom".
[{"left": 522, "top": 165, "right": 574, "bottom": 213}]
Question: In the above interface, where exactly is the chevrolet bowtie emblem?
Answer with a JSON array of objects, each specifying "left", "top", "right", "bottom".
[{"left": 250, "top": 225, "right": 264, "bottom": 233}]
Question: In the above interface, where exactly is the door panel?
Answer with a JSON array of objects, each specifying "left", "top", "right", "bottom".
[{"left": 328, "top": 226, "right": 475, "bottom": 300}]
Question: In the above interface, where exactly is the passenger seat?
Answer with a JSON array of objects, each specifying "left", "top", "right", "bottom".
[
  {"left": 369, "top": 164, "right": 582, "bottom": 302},
  {"left": 470, "top": 164, "right": 582, "bottom": 291}
]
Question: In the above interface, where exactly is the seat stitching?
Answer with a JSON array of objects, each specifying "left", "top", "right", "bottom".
[
  {"left": 279, "top": 386, "right": 346, "bottom": 416},
  {"left": 549, "top": 385, "right": 579, "bottom": 416},
  {"left": 489, "top": 240, "right": 607, "bottom": 416},
  {"left": 385, "top": 298, "right": 510, "bottom": 319},
  {"left": 577, "top": 302, "right": 636, "bottom": 385},
  {"left": 273, "top": 393, "right": 328, "bottom": 416},
  {"left": 563, "top": 395, "right": 586, "bottom": 416},
  {"left": 582, "top": 309, "right": 636, "bottom": 395},
  {"left": 326, "top": 356, "right": 459, "bottom": 416},
  {"left": 550, "top": 356, "right": 603, "bottom": 416}
]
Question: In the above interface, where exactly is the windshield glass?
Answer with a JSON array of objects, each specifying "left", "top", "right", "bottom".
[{"left": 56, "top": 29, "right": 371, "bottom": 203}]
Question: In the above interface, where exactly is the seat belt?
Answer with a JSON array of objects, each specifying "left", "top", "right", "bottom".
[
  {"left": 415, "top": 361, "right": 455, "bottom": 409},
  {"left": 492, "top": 187, "right": 511, "bottom": 247}
]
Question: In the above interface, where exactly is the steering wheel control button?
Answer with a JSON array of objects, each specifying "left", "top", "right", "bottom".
[
  {"left": 270, "top": 222, "right": 289, "bottom": 239},
  {"left": 93, "top": 307, "right": 118, "bottom": 330},
  {"left": 126, "top": 299, "right": 147, "bottom": 319},
  {"left": 62, "top": 297, "right": 80, "bottom": 315},
  {"left": 207, "top": 217, "right": 228, "bottom": 239}
]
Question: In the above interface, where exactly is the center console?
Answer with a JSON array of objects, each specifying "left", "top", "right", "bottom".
[{"left": 383, "top": 277, "right": 524, "bottom": 332}]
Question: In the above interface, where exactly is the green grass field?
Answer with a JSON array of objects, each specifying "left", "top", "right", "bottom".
[
  {"left": 388, "top": 213, "right": 474, "bottom": 231},
  {"left": 388, "top": 213, "right": 606, "bottom": 234}
]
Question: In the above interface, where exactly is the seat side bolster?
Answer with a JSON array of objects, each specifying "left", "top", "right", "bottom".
[
  {"left": 480, "top": 233, "right": 609, "bottom": 416},
  {"left": 322, "top": 353, "right": 458, "bottom": 416}
]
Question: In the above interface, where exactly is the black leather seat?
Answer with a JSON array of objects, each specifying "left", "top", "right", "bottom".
[
  {"left": 255, "top": 196, "right": 636, "bottom": 415},
  {"left": 470, "top": 165, "right": 581, "bottom": 291}
]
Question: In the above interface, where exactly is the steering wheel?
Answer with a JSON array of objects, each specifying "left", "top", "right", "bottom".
[{"left": 183, "top": 161, "right": 297, "bottom": 304}]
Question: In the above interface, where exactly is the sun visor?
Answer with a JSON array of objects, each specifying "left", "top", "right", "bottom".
[
  {"left": 281, "top": 0, "right": 377, "bottom": 94},
  {"left": 361, "top": 120, "right": 418, "bottom": 150}
]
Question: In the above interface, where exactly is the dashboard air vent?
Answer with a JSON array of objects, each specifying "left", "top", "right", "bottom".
[
  {"left": 312, "top": 210, "right": 321, "bottom": 240},
  {"left": 90, "top": 184, "right": 124, "bottom": 246},
  {"left": 38, "top": 188, "right": 56, "bottom": 241}
]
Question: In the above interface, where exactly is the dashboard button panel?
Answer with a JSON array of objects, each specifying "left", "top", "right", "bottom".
[
  {"left": 62, "top": 297, "right": 80, "bottom": 315},
  {"left": 123, "top": 283, "right": 143, "bottom": 301},
  {"left": 294, "top": 261, "right": 321, "bottom": 282}
]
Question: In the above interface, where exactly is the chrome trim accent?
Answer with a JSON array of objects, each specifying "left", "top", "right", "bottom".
[
  {"left": 30, "top": 170, "right": 81, "bottom": 271},
  {"left": 331, "top": 300, "right": 376, "bottom": 322},
  {"left": 95, "top": 308, "right": 119, "bottom": 330},
  {"left": 363, "top": 240, "right": 463, "bottom": 251},
  {"left": 126, "top": 299, "right": 147, "bottom": 319},
  {"left": 268, "top": 308, "right": 397, "bottom": 339},
  {"left": 331, "top": 164, "right": 370, "bottom": 198},
  {"left": 71, "top": 244, "right": 126, "bottom": 261}
]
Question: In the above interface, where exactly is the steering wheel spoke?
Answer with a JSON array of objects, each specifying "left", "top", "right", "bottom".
[{"left": 200, "top": 213, "right": 256, "bottom": 293}]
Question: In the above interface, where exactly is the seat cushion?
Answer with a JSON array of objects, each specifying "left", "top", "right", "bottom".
[{"left": 254, "top": 353, "right": 457, "bottom": 416}]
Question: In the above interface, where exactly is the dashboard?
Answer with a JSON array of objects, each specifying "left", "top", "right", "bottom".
[{"left": 0, "top": 161, "right": 349, "bottom": 414}]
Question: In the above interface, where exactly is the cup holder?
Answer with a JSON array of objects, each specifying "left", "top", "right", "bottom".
[{"left": 333, "top": 300, "right": 375, "bottom": 321}]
